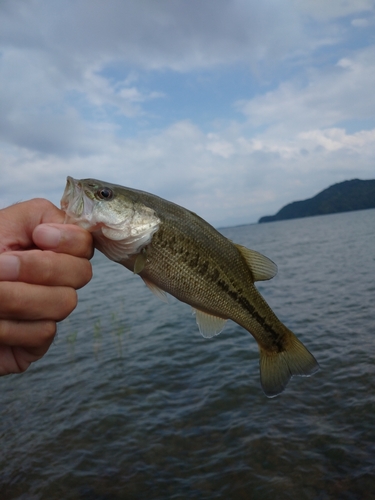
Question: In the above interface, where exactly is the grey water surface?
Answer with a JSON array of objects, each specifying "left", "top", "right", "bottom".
[{"left": 1, "top": 209, "right": 375, "bottom": 500}]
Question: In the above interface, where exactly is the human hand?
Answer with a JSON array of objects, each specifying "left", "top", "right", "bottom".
[{"left": 0, "top": 198, "right": 93, "bottom": 375}]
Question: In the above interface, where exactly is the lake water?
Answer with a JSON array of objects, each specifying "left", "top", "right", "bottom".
[{"left": 1, "top": 209, "right": 375, "bottom": 500}]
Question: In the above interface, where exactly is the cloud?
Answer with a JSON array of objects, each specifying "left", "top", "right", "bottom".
[
  {"left": 2, "top": 115, "right": 374, "bottom": 226},
  {"left": 1, "top": 0, "right": 375, "bottom": 226},
  {"left": 0, "top": 0, "right": 307, "bottom": 71},
  {"left": 236, "top": 46, "right": 375, "bottom": 133},
  {"left": 291, "top": 0, "right": 374, "bottom": 20},
  {"left": 1, "top": 1, "right": 373, "bottom": 155},
  {"left": 298, "top": 128, "right": 375, "bottom": 153},
  {"left": 0, "top": 47, "right": 164, "bottom": 155}
]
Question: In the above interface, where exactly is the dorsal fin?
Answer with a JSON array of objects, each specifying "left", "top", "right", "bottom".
[
  {"left": 234, "top": 243, "right": 278, "bottom": 281},
  {"left": 192, "top": 308, "right": 227, "bottom": 338}
]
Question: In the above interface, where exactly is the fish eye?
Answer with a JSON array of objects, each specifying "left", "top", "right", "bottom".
[{"left": 96, "top": 187, "right": 113, "bottom": 200}]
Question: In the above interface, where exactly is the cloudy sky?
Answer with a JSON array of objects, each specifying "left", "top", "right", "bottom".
[{"left": 1, "top": 0, "right": 375, "bottom": 226}]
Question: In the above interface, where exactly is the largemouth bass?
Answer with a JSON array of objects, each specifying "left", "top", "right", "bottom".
[{"left": 61, "top": 176, "right": 319, "bottom": 397}]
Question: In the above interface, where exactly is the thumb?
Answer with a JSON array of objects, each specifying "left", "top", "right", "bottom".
[{"left": 33, "top": 223, "right": 94, "bottom": 259}]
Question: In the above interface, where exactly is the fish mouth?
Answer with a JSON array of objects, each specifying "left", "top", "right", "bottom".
[
  {"left": 61, "top": 176, "right": 82, "bottom": 219},
  {"left": 61, "top": 176, "right": 94, "bottom": 226}
]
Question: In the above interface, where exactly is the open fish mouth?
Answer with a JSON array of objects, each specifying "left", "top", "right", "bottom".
[
  {"left": 61, "top": 176, "right": 83, "bottom": 219},
  {"left": 60, "top": 176, "right": 95, "bottom": 228}
]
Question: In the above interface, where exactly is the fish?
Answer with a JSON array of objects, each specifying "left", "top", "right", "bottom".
[{"left": 61, "top": 176, "right": 319, "bottom": 397}]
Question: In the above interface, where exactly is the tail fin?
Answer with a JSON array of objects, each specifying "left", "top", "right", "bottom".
[{"left": 259, "top": 333, "right": 319, "bottom": 398}]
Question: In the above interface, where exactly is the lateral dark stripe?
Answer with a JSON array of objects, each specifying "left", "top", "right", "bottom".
[{"left": 217, "top": 278, "right": 283, "bottom": 351}]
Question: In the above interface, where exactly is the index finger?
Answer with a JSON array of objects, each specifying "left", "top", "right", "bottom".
[
  {"left": 0, "top": 198, "right": 64, "bottom": 252},
  {"left": 32, "top": 223, "right": 94, "bottom": 259}
]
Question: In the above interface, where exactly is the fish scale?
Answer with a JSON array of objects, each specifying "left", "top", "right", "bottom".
[
  {"left": 138, "top": 212, "right": 281, "bottom": 344},
  {"left": 61, "top": 176, "right": 319, "bottom": 397}
]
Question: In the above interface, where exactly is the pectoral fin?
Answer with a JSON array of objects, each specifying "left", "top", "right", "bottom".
[
  {"left": 193, "top": 308, "right": 227, "bottom": 338},
  {"left": 134, "top": 252, "right": 147, "bottom": 274},
  {"left": 234, "top": 243, "right": 278, "bottom": 281},
  {"left": 141, "top": 277, "right": 169, "bottom": 303}
]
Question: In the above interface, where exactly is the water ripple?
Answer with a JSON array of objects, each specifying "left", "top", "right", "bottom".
[{"left": 1, "top": 209, "right": 375, "bottom": 499}]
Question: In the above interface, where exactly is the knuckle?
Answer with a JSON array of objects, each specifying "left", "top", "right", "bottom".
[
  {"left": 57, "top": 288, "right": 78, "bottom": 321},
  {"left": 22, "top": 250, "right": 56, "bottom": 285},
  {"left": 65, "top": 258, "right": 92, "bottom": 289},
  {"left": 40, "top": 321, "right": 57, "bottom": 343},
  {"left": 78, "top": 260, "right": 93, "bottom": 288},
  {"left": 39, "top": 251, "right": 56, "bottom": 283},
  {"left": 29, "top": 198, "right": 57, "bottom": 214},
  {"left": 0, "top": 282, "right": 22, "bottom": 316},
  {"left": 0, "top": 319, "right": 11, "bottom": 341}
]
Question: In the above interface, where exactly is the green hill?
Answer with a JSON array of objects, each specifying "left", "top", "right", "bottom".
[{"left": 258, "top": 179, "right": 375, "bottom": 223}]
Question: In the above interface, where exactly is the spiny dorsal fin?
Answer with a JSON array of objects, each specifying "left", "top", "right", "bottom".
[
  {"left": 234, "top": 243, "right": 278, "bottom": 282},
  {"left": 192, "top": 308, "right": 227, "bottom": 338}
]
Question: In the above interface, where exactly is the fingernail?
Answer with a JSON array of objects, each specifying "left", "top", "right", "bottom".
[
  {"left": 34, "top": 225, "right": 61, "bottom": 248},
  {"left": 0, "top": 255, "right": 20, "bottom": 281}
]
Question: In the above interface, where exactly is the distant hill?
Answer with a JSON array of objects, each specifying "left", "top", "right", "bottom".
[{"left": 258, "top": 179, "right": 375, "bottom": 223}]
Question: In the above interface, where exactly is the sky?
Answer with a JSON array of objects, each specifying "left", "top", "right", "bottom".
[{"left": 1, "top": 0, "right": 375, "bottom": 227}]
